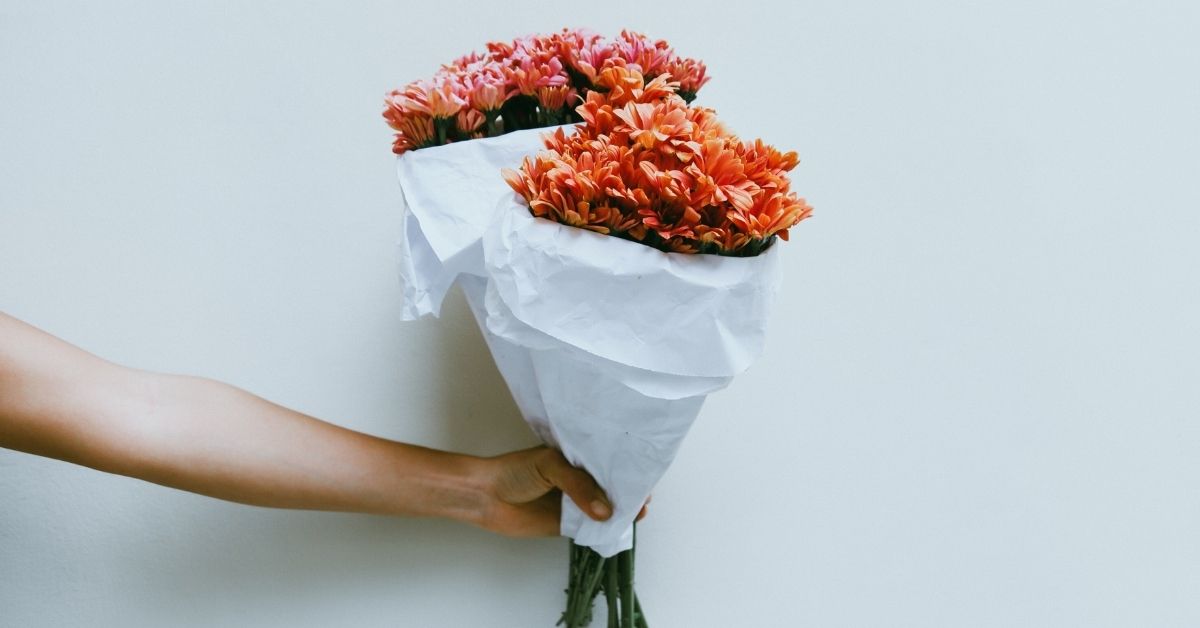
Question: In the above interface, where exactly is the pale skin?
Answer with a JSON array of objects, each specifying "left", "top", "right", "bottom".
[{"left": 0, "top": 312, "right": 646, "bottom": 537}]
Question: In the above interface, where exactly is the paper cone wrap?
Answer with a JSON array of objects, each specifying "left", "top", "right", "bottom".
[{"left": 395, "top": 125, "right": 781, "bottom": 556}]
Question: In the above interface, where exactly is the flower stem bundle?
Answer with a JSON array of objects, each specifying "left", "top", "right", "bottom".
[{"left": 561, "top": 527, "right": 646, "bottom": 628}]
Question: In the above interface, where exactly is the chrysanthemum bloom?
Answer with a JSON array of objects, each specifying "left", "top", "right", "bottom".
[
  {"left": 392, "top": 80, "right": 467, "bottom": 120},
  {"left": 686, "top": 139, "right": 755, "bottom": 212},
  {"left": 729, "top": 191, "right": 814, "bottom": 242},
  {"left": 561, "top": 33, "right": 617, "bottom": 84},
  {"left": 740, "top": 138, "right": 800, "bottom": 191},
  {"left": 466, "top": 70, "right": 508, "bottom": 113},
  {"left": 506, "top": 55, "right": 569, "bottom": 96},
  {"left": 385, "top": 113, "right": 435, "bottom": 155},
  {"left": 613, "top": 100, "right": 702, "bottom": 162},
  {"left": 614, "top": 30, "right": 674, "bottom": 78},
  {"left": 424, "top": 80, "right": 467, "bottom": 119},
  {"left": 535, "top": 85, "right": 574, "bottom": 111},
  {"left": 456, "top": 108, "right": 486, "bottom": 135},
  {"left": 663, "top": 57, "right": 710, "bottom": 101},
  {"left": 597, "top": 65, "right": 678, "bottom": 105}
]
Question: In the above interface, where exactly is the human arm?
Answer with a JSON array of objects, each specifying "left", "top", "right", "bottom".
[{"left": 0, "top": 311, "right": 613, "bottom": 537}]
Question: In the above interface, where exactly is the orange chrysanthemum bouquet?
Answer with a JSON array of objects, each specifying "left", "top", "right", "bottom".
[
  {"left": 503, "top": 66, "right": 811, "bottom": 258},
  {"left": 389, "top": 29, "right": 810, "bottom": 627}
]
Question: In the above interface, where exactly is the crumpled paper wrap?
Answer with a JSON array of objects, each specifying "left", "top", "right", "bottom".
[{"left": 395, "top": 124, "right": 782, "bottom": 556}]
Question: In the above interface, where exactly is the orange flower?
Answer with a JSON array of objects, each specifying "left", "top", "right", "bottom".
[
  {"left": 387, "top": 114, "right": 435, "bottom": 155},
  {"left": 456, "top": 108, "right": 485, "bottom": 134},
  {"left": 686, "top": 139, "right": 756, "bottom": 212},
  {"left": 613, "top": 102, "right": 689, "bottom": 150},
  {"left": 637, "top": 160, "right": 691, "bottom": 204},
  {"left": 505, "top": 71, "right": 811, "bottom": 256},
  {"left": 729, "top": 192, "right": 814, "bottom": 241},
  {"left": 536, "top": 85, "right": 577, "bottom": 112},
  {"left": 594, "top": 66, "right": 679, "bottom": 107},
  {"left": 695, "top": 224, "right": 750, "bottom": 253}
]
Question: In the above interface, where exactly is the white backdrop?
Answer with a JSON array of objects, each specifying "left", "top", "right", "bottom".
[{"left": 2, "top": 1, "right": 1199, "bottom": 626}]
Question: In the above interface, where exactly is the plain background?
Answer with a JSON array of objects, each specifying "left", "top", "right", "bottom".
[{"left": 2, "top": 1, "right": 1198, "bottom": 626}]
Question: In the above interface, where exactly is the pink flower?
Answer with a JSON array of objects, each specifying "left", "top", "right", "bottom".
[
  {"left": 562, "top": 35, "right": 617, "bottom": 85},
  {"left": 614, "top": 30, "right": 674, "bottom": 77},
  {"left": 426, "top": 80, "right": 467, "bottom": 119},
  {"left": 506, "top": 55, "right": 569, "bottom": 96},
  {"left": 664, "top": 57, "right": 710, "bottom": 96},
  {"left": 384, "top": 29, "right": 711, "bottom": 154},
  {"left": 399, "top": 80, "right": 466, "bottom": 119},
  {"left": 448, "top": 50, "right": 486, "bottom": 70},
  {"left": 466, "top": 70, "right": 508, "bottom": 112}
]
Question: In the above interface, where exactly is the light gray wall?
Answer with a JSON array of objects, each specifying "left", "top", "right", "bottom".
[{"left": 2, "top": 1, "right": 1198, "bottom": 626}]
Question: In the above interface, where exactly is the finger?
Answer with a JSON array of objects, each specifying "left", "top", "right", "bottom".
[{"left": 536, "top": 449, "right": 612, "bottom": 521}]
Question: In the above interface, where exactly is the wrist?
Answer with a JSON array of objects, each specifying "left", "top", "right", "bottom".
[{"left": 392, "top": 446, "right": 494, "bottom": 527}]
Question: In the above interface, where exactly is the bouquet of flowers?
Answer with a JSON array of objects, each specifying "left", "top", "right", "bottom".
[
  {"left": 388, "top": 29, "right": 810, "bottom": 627},
  {"left": 382, "top": 29, "right": 709, "bottom": 155}
]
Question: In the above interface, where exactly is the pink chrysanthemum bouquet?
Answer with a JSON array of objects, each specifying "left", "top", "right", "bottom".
[
  {"left": 389, "top": 29, "right": 809, "bottom": 627},
  {"left": 382, "top": 29, "right": 709, "bottom": 154}
]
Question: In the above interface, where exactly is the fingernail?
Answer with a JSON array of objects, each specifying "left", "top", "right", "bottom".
[{"left": 590, "top": 499, "right": 612, "bottom": 519}]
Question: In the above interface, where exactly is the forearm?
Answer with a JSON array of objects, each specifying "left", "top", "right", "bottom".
[
  {"left": 0, "top": 314, "right": 489, "bottom": 525},
  {"left": 100, "top": 372, "right": 490, "bottom": 522}
]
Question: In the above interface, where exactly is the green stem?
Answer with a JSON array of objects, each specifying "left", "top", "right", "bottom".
[
  {"left": 567, "top": 551, "right": 594, "bottom": 626},
  {"left": 434, "top": 117, "right": 449, "bottom": 145},
  {"left": 579, "top": 556, "right": 607, "bottom": 626},
  {"left": 634, "top": 595, "right": 648, "bottom": 628},
  {"left": 484, "top": 110, "right": 501, "bottom": 137},
  {"left": 565, "top": 548, "right": 608, "bottom": 627},
  {"left": 563, "top": 544, "right": 589, "bottom": 627},
  {"left": 619, "top": 549, "right": 634, "bottom": 628},
  {"left": 605, "top": 559, "right": 619, "bottom": 628}
]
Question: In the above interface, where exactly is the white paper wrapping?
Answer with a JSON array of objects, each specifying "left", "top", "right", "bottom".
[{"left": 395, "top": 125, "right": 782, "bottom": 557}]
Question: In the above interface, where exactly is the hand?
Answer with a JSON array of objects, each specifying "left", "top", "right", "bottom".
[{"left": 475, "top": 446, "right": 647, "bottom": 538}]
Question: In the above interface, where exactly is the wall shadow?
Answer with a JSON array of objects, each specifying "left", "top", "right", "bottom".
[{"left": 425, "top": 283, "right": 542, "bottom": 457}]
